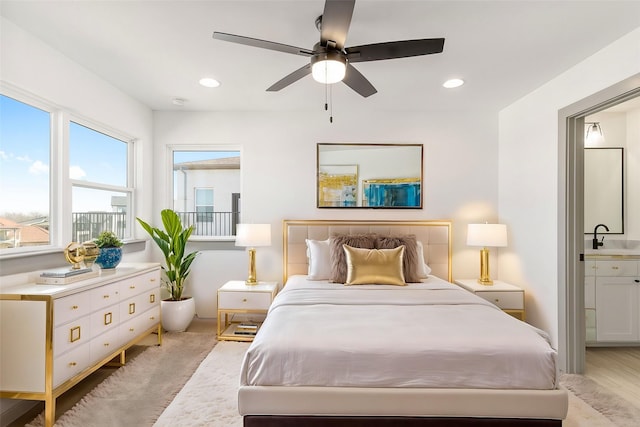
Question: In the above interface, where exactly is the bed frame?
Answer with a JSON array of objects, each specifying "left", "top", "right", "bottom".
[{"left": 240, "top": 219, "right": 567, "bottom": 427}]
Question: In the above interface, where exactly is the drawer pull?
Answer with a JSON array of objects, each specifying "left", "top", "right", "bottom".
[
  {"left": 149, "top": 294, "right": 156, "bottom": 303},
  {"left": 150, "top": 278, "right": 156, "bottom": 282},
  {"left": 129, "top": 327, "right": 134, "bottom": 332},
  {"left": 70, "top": 326, "right": 81, "bottom": 343},
  {"left": 103, "top": 295, "right": 110, "bottom": 299},
  {"left": 242, "top": 298, "right": 247, "bottom": 303},
  {"left": 130, "top": 285, "right": 136, "bottom": 289},
  {"left": 129, "top": 303, "right": 136, "bottom": 315},
  {"left": 612, "top": 266, "right": 619, "bottom": 270},
  {"left": 635, "top": 279, "right": 640, "bottom": 283},
  {"left": 68, "top": 362, "right": 77, "bottom": 367},
  {"left": 104, "top": 312, "right": 113, "bottom": 325},
  {"left": 72, "top": 305, "right": 79, "bottom": 310},
  {"left": 104, "top": 342, "right": 110, "bottom": 347}
]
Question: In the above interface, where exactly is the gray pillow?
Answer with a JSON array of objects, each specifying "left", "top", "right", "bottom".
[
  {"left": 375, "top": 235, "right": 421, "bottom": 283},
  {"left": 329, "top": 234, "right": 377, "bottom": 283}
]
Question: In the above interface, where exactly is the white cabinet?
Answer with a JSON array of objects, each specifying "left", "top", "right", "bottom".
[
  {"left": 586, "top": 257, "right": 640, "bottom": 343},
  {"left": 0, "top": 263, "right": 161, "bottom": 427}
]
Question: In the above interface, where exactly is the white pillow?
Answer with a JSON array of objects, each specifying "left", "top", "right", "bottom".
[
  {"left": 305, "top": 238, "right": 331, "bottom": 280},
  {"left": 416, "top": 241, "right": 432, "bottom": 278}
]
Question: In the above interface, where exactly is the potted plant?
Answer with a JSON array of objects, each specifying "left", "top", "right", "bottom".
[
  {"left": 94, "top": 231, "right": 123, "bottom": 269},
  {"left": 137, "top": 209, "right": 199, "bottom": 332}
]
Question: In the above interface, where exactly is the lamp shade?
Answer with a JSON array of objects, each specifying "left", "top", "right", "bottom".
[
  {"left": 235, "top": 224, "right": 271, "bottom": 247},
  {"left": 467, "top": 224, "right": 507, "bottom": 247}
]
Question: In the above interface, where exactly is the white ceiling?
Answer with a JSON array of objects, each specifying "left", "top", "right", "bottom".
[{"left": 2, "top": 0, "right": 639, "bottom": 113}]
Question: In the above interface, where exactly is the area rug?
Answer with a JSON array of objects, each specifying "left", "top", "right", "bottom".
[
  {"left": 25, "top": 330, "right": 217, "bottom": 427},
  {"left": 157, "top": 342, "right": 637, "bottom": 427},
  {"left": 561, "top": 374, "right": 640, "bottom": 427}
]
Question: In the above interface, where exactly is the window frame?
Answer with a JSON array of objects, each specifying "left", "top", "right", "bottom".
[
  {"left": 0, "top": 85, "right": 137, "bottom": 259},
  {"left": 168, "top": 145, "right": 241, "bottom": 241}
]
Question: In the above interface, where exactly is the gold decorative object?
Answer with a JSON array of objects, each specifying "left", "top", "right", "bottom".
[
  {"left": 64, "top": 242, "right": 86, "bottom": 270},
  {"left": 82, "top": 241, "right": 99, "bottom": 268}
]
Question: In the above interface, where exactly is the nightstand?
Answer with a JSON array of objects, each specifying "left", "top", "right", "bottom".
[
  {"left": 217, "top": 280, "right": 278, "bottom": 342},
  {"left": 454, "top": 279, "right": 525, "bottom": 321}
]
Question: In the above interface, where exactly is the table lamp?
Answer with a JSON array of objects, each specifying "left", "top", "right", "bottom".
[
  {"left": 235, "top": 224, "right": 271, "bottom": 285},
  {"left": 467, "top": 223, "right": 507, "bottom": 285}
]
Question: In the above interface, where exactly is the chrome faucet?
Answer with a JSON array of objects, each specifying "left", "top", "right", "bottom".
[{"left": 592, "top": 224, "right": 609, "bottom": 249}]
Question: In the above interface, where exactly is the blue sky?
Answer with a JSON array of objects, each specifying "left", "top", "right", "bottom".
[{"left": 1, "top": 94, "right": 240, "bottom": 217}]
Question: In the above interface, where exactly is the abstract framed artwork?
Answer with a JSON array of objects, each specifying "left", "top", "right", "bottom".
[{"left": 317, "top": 143, "right": 423, "bottom": 208}]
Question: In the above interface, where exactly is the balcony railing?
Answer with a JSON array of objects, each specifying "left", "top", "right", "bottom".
[
  {"left": 71, "top": 211, "right": 238, "bottom": 242},
  {"left": 176, "top": 211, "right": 238, "bottom": 237}
]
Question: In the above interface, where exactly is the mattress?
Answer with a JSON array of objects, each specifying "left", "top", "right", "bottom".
[{"left": 240, "top": 275, "right": 558, "bottom": 390}]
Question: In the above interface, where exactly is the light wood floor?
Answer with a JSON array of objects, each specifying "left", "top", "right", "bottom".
[{"left": 585, "top": 346, "right": 640, "bottom": 408}]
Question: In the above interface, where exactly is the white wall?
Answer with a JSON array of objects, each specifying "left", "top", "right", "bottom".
[
  {"left": 498, "top": 28, "right": 640, "bottom": 350},
  {"left": 154, "top": 110, "right": 501, "bottom": 318},
  {"left": 0, "top": 17, "right": 154, "bottom": 422}
]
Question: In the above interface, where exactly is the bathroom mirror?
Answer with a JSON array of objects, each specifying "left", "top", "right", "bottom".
[
  {"left": 584, "top": 147, "right": 624, "bottom": 234},
  {"left": 317, "top": 143, "right": 423, "bottom": 208}
]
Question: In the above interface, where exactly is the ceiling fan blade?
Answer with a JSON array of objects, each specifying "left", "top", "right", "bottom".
[
  {"left": 320, "top": 0, "right": 355, "bottom": 49},
  {"left": 346, "top": 38, "right": 445, "bottom": 63},
  {"left": 267, "top": 64, "right": 312, "bottom": 92},
  {"left": 342, "top": 64, "right": 377, "bottom": 98},
  {"left": 213, "top": 32, "right": 314, "bottom": 57}
]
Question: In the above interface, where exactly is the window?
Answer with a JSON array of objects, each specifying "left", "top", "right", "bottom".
[
  {"left": 69, "top": 121, "right": 132, "bottom": 242},
  {"left": 173, "top": 149, "right": 240, "bottom": 237},
  {"left": 0, "top": 90, "right": 136, "bottom": 255},
  {"left": 0, "top": 94, "right": 51, "bottom": 249}
]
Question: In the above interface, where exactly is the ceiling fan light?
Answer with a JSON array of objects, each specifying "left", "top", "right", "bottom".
[{"left": 312, "top": 55, "right": 347, "bottom": 84}]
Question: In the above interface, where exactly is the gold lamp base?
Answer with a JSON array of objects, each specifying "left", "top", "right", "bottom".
[
  {"left": 245, "top": 248, "right": 258, "bottom": 285},
  {"left": 477, "top": 247, "right": 494, "bottom": 286}
]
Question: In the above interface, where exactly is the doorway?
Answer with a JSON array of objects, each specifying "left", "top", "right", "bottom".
[{"left": 560, "top": 75, "right": 640, "bottom": 374}]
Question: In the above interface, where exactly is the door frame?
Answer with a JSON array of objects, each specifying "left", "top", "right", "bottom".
[{"left": 559, "top": 74, "right": 640, "bottom": 373}]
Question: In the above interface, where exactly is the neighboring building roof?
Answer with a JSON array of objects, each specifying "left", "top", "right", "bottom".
[
  {"left": 174, "top": 156, "right": 240, "bottom": 170},
  {"left": 0, "top": 217, "right": 50, "bottom": 247}
]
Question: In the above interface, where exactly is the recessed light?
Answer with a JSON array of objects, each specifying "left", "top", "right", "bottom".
[
  {"left": 443, "top": 78, "right": 464, "bottom": 89},
  {"left": 199, "top": 77, "right": 220, "bottom": 88}
]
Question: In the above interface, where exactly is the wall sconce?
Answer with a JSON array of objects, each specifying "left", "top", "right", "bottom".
[
  {"left": 585, "top": 122, "right": 604, "bottom": 145},
  {"left": 467, "top": 223, "right": 508, "bottom": 285},
  {"left": 235, "top": 224, "right": 271, "bottom": 285}
]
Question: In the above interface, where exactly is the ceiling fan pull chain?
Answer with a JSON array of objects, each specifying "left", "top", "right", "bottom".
[{"left": 329, "top": 84, "right": 334, "bottom": 123}]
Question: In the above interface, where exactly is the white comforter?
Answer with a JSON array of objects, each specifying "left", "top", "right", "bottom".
[{"left": 240, "top": 275, "right": 558, "bottom": 390}]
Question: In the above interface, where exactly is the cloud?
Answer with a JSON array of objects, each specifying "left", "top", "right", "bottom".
[
  {"left": 17, "top": 155, "right": 33, "bottom": 162},
  {"left": 69, "top": 165, "right": 86, "bottom": 180},
  {"left": 0, "top": 150, "right": 7, "bottom": 160},
  {"left": 29, "top": 160, "right": 49, "bottom": 175}
]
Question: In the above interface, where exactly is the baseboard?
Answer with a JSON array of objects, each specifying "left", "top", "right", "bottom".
[{"left": 1, "top": 399, "right": 41, "bottom": 427}]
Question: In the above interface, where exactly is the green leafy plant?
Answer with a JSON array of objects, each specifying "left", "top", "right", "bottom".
[
  {"left": 94, "top": 231, "right": 123, "bottom": 248},
  {"left": 136, "top": 209, "right": 199, "bottom": 301}
]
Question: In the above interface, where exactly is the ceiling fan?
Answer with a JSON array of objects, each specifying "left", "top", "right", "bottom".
[{"left": 212, "top": 0, "right": 445, "bottom": 98}]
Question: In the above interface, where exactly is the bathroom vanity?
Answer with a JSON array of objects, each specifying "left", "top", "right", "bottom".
[{"left": 585, "top": 248, "right": 640, "bottom": 344}]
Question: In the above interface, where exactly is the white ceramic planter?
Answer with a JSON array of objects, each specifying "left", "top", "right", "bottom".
[{"left": 161, "top": 297, "right": 195, "bottom": 332}]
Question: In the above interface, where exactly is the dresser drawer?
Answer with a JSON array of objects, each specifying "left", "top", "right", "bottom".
[
  {"left": 90, "top": 328, "right": 121, "bottom": 364},
  {"left": 476, "top": 291, "right": 524, "bottom": 310},
  {"left": 53, "top": 342, "right": 90, "bottom": 387},
  {"left": 91, "top": 304, "right": 120, "bottom": 337},
  {"left": 218, "top": 291, "right": 273, "bottom": 310},
  {"left": 54, "top": 315, "right": 91, "bottom": 357},
  {"left": 119, "top": 271, "right": 159, "bottom": 299},
  {"left": 90, "top": 282, "right": 120, "bottom": 311},
  {"left": 54, "top": 292, "right": 92, "bottom": 326},
  {"left": 119, "top": 307, "right": 159, "bottom": 341}
]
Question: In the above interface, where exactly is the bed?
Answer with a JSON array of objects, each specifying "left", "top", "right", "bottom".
[{"left": 238, "top": 219, "right": 568, "bottom": 426}]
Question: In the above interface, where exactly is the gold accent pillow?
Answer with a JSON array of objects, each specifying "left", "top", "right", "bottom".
[{"left": 343, "top": 245, "right": 406, "bottom": 286}]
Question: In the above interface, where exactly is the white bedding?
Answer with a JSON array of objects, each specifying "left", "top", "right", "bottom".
[{"left": 240, "top": 275, "right": 558, "bottom": 390}]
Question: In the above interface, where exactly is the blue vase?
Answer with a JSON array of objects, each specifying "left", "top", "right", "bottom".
[{"left": 95, "top": 247, "right": 122, "bottom": 269}]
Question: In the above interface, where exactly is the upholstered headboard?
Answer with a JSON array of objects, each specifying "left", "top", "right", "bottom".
[{"left": 282, "top": 219, "right": 452, "bottom": 284}]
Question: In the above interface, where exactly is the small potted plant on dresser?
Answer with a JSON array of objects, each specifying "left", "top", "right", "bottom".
[
  {"left": 137, "top": 209, "right": 199, "bottom": 332},
  {"left": 94, "top": 231, "right": 123, "bottom": 269}
]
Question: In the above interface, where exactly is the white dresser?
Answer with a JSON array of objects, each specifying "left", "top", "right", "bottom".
[{"left": 0, "top": 263, "right": 161, "bottom": 427}]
